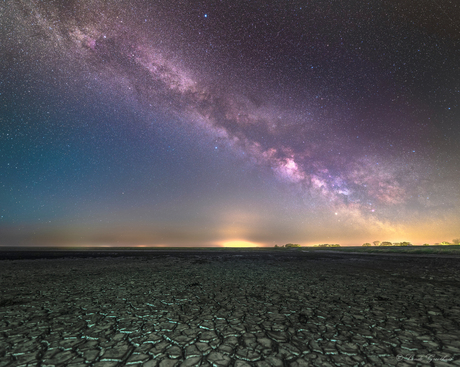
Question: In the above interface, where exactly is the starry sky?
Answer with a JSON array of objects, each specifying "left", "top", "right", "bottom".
[{"left": 1, "top": 0, "right": 459, "bottom": 247}]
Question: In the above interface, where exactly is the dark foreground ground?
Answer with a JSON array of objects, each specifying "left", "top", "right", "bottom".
[{"left": 1, "top": 250, "right": 460, "bottom": 367}]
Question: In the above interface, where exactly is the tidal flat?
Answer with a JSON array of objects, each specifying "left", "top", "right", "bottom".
[{"left": 1, "top": 250, "right": 459, "bottom": 366}]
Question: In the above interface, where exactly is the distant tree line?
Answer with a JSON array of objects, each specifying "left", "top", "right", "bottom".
[
  {"left": 362, "top": 239, "right": 460, "bottom": 246},
  {"left": 274, "top": 243, "right": 342, "bottom": 248},
  {"left": 431, "top": 239, "right": 460, "bottom": 246},
  {"left": 274, "top": 243, "right": 301, "bottom": 248}
]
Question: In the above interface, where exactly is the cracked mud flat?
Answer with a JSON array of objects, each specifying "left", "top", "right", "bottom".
[{"left": 1, "top": 251, "right": 460, "bottom": 367}]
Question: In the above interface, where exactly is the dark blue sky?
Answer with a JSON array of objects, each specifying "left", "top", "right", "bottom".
[{"left": 1, "top": 0, "right": 459, "bottom": 246}]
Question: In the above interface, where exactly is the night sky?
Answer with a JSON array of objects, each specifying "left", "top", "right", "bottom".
[{"left": 1, "top": 0, "right": 459, "bottom": 247}]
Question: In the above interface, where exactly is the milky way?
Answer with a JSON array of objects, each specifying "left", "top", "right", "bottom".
[{"left": 1, "top": 0, "right": 459, "bottom": 246}]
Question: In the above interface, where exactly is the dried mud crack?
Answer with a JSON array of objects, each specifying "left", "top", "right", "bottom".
[{"left": 0, "top": 251, "right": 459, "bottom": 367}]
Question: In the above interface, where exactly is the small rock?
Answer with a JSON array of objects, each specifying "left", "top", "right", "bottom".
[{"left": 166, "top": 345, "right": 183, "bottom": 359}]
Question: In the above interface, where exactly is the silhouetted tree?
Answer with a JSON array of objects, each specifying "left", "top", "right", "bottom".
[
  {"left": 380, "top": 241, "right": 392, "bottom": 246},
  {"left": 453, "top": 239, "right": 460, "bottom": 245},
  {"left": 423, "top": 243, "right": 430, "bottom": 246},
  {"left": 373, "top": 241, "right": 381, "bottom": 246},
  {"left": 362, "top": 243, "right": 372, "bottom": 247}
]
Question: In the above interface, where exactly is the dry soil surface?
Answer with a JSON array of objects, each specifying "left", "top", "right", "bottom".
[{"left": 1, "top": 251, "right": 459, "bottom": 367}]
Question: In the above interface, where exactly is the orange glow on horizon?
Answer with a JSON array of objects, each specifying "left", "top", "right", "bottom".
[{"left": 220, "top": 240, "right": 262, "bottom": 248}]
